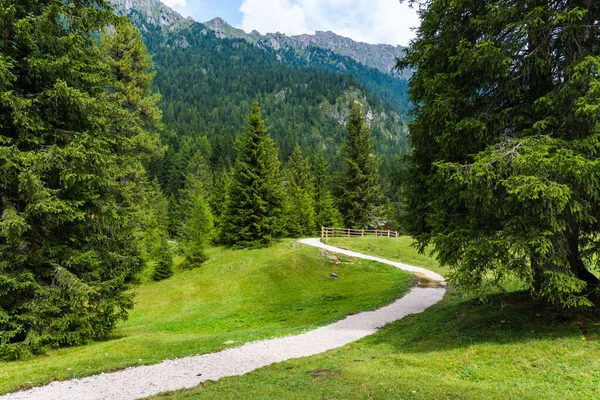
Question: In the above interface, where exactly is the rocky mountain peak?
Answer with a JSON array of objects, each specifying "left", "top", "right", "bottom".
[{"left": 111, "top": 0, "right": 189, "bottom": 30}]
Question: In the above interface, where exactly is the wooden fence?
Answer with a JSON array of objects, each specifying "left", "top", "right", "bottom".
[{"left": 321, "top": 227, "right": 399, "bottom": 242}]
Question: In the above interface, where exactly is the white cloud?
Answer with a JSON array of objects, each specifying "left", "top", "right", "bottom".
[
  {"left": 161, "top": 0, "right": 188, "bottom": 7},
  {"left": 239, "top": 0, "right": 308, "bottom": 36},
  {"left": 238, "top": 0, "right": 420, "bottom": 46}
]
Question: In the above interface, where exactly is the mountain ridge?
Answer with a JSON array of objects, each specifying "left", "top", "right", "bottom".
[
  {"left": 112, "top": 0, "right": 406, "bottom": 77},
  {"left": 203, "top": 17, "right": 406, "bottom": 77}
]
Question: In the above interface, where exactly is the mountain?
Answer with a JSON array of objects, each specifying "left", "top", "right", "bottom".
[
  {"left": 111, "top": 0, "right": 410, "bottom": 202},
  {"left": 113, "top": 1, "right": 409, "bottom": 79},
  {"left": 112, "top": 0, "right": 191, "bottom": 31},
  {"left": 203, "top": 17, "right": 407, "bottom": 78},
  {"left": 199, "top": 17, "right": 411, "bottom": 117}
]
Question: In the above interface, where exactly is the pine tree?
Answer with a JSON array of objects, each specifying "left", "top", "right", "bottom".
[
  {"left": 399, "top": 0, "right": 600, "bottom": 307},
  {"left": 312, "top": 147, "right": 343, "bottom": 229},
  {"left": 284, "top": 145, "right": 316, "bottom": 237},
  {"left": 152, "top": 239, "right": 173, "bottom": 281},
  {"left": 220, "top": 102, "right": 285, "bottom": 248},
  {"left": 140, "top": 178, "right": 170, "bottom": 262},
  {"left": 179, "top": 152, "right": 214, "bottom": 266},
  {"left": 339, "top": 103, "right": 381, "bottom": 229},
  {"left": 209, "top": 170, "right": 232, "bottom": 237},
  {"left": 0, "top": 3, "right": 160, "bottom": 359}
]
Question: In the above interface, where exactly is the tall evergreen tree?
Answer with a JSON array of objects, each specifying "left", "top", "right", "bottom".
[
  {"left": 179, "top": 152, "right": 214, "bottom": 266},
  {"left": 220, "top": 102, "right": 285, "bottom": 248},
  {"left": 140, "top": 178, "right": 170, "bottom": 263},
  {"left": 0, "top": 3, "right": 160, "bottom": 359},
  {"left": 209, "top": 170, "right": 232, "bottom": 237},
  {"left": 339, "top": 103, "right": 381, "bottom": 228},
  {"left": 399, "top": 0, "right": 600, "bottom": 307},
  {"left": 312, "top": 147, "right": 343, "bottom": 229},
  {"left": 284, "top": 145, "right": 316, "bottom": 237}
]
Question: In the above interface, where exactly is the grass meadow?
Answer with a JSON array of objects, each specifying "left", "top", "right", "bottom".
[
  {"left": 0, "top": 239, "right": 411, "bottom": 394},
  {"left": 148, "top": 237, "right": 600, "bottom": 400}
]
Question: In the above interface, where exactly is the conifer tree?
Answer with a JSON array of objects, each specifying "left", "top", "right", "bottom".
[
  {"left": 339, "top": 104, "right": 381, "bottom": 228},
  {"left": 312, "top": 148, "right": 343, "bottom": 229},
  {"left": 221, "top": 102, "right": 285, "bottom": 248},
  {"left": 284, "top": 145, "right": 316, "bottom": 237},
  {"left": 400, "top": 0, "right": 600, "bottom": 307},
  {"left": 140, "top": 178, "right": 170, "bottom": 262},
  {"left": 179, "top": 152, "right": 214, "bottom": 266},
  {"left": 152, "top": 239, "right": 174, "bottom": 281},
  {"left": 209, "top": 170, "right": 232, "bottom": 237},
  {"left": 0, "top": 3, "right": 160, "bottom": 359}
]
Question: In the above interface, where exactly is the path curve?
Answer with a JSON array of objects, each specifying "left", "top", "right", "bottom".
[{"left": 2, "top": 238, "right": 446, "bottom": 400}]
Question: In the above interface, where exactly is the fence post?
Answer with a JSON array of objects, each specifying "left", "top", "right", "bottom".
[
  {"left": 361, "top": 229, "right": 364, "bottom": 237},
  {"left": 375, "top": 228, "right": 378, "bottom": 237},
  {"left": 347, "top": 228, "right": 350, "bottom": 238},
  {"left": 325, "top": 228, "right": 328, "bottom": 242},
  {"left": 387, "top": 230, "right": 390, "bottom": 238}
]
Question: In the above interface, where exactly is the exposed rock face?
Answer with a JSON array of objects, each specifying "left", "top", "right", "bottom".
[
  {"left": 202, "top": 18, "right": 407, "bottom": 78},
  {"left": 292, "top": 31, "right": 405, "bottom": 76},
  {"left": 113, "top": 1, "right": 406, "bottom": 77},
  {"left": 111, "top": 0, "right": 189, "bottom": 30}
]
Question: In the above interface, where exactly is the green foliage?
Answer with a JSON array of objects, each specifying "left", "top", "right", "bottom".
[
  {"left": 179, "top": 152, "right": 214, "bottom": 266},
  {"left": 400, "top": 0, "right": 600, "bottom": 307},
  {"left": 221, "top": 102, "right": 285, "bottom": 248},
  {"left": 339, "top": 104, "right": 381, "bottom": 228},
  {"left": 284, "top": 145, "right": 316, "bottom": 237},
  {"left": 152, "top": 240, "right": 173, "bottom": 281},
  {"left": 0, "top": 240, "right": 412, "bottom": 392},
  {"left": 312, "top": 148, "right": 343, "bottom": 229},
  {"left": 134, "top": 22, "right": 409, "bottom": 204},
  {"left": 139, "top": 178, "right": 170, "bottom": 262},
  {"left": 209, "top": 170, "right": 231, "bottom": 235},
  {"left": 0, "top": 2, "right": 160, "bottom": 359}
]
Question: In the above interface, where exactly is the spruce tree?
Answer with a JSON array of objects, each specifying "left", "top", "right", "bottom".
[
  {"left": 152, "top": 239, "right": 174, "bottom": 282},
  {"left": 313, "top": 148, "right": 343, "bottom": 229},
  {"left": 0, "top": 3, "right": 160, "bottom": 359},
  {"left": 140, "top": 178, "right": 170, "bottom": 263},
  {"left": 221, "top": 102, "right": 285, "bottom": 248},
  {"left": 179, "top": 152, "right": 214, "bottom": 266},
  {"left": 339, "top": 104, "right": 381, "bottom": 229},
  {"left": 284, "top": 145, "right": 316, "bottom": 237},
  {"left": 399, "top": 0, "right": 600, "bottom": 307},
  {"left": 209, "top": 170, "right": 232, "bottom": 237}
]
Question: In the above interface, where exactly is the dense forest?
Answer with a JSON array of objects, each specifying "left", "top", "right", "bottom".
[
  {"left": 0, "top": 1, "right": 404, "bottom": 359},
  {"left": 137, "top": 20, "right": 410, "bottom": 202}
]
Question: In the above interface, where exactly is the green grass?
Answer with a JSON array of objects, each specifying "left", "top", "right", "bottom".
[
  {"left": 150, "top": 238, "right": 600, "bottom": 400},
  {"left": 326, "top": 236, "right": 448, "bottom": 275},
  {"left": 0, "top": 239, "right": 411, "bottom": 394}
]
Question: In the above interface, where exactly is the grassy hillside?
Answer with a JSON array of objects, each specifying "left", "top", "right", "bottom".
[
  {"left": 0, "top": 240, "right": 411, "bottom": 394},
  {"left": 151, "top": 238, "right": 600, "bottom": 400}
]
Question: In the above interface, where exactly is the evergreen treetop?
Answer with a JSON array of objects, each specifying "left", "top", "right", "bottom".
[
  {"left": 339, "top": 103, "right": 381, "bottom": 229},
  {"left": 0, "top": 1, "right": 160, "bottom": 359},
  {"left": 284, "top": 145, "right": 316, "bottom": 237},
  {"left": 400, "top": 0, "right": 600, "bottom": 307},
  {"left": 220, "top": 101, "right": 285, "bottom": 248}
]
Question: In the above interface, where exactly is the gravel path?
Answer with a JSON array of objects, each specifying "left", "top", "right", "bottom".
[{"left": 2, "top": 238, "right": 445, "bottom": 400}]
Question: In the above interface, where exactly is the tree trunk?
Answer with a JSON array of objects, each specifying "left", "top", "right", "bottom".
[{"left": 566, "top": 221, "right": 599, "bottom": 290}]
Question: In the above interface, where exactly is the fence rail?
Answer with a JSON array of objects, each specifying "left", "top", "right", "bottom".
[{"left": 321, "top": 227, "right": 398, "bottom": 242}]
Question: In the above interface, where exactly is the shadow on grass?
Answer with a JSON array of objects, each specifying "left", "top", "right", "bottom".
[{"left": 368, "top": 289, "right": 600, "bottom": 353}]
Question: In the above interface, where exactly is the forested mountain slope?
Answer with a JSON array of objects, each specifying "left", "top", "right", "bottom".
[
  {"left": 114, "top": 0, "right": 411, "bottom": 118},
  {"left": 120, "top": 5, "right": 410, "bottom": 200}
]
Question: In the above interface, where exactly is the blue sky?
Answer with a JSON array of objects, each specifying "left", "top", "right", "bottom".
[{"left": 161, "top": 0, "right": 420, "bottom": 46}]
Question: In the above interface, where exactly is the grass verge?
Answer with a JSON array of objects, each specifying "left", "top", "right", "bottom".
[
  {"left": 150, "top": 237, "right": 600, "bottom": 400},
  {"left": 0, "top": 239, "right": 411, "bottom": 394},
  {"left": 325, "top": 236, "right": 448, "bottom": 276}
]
